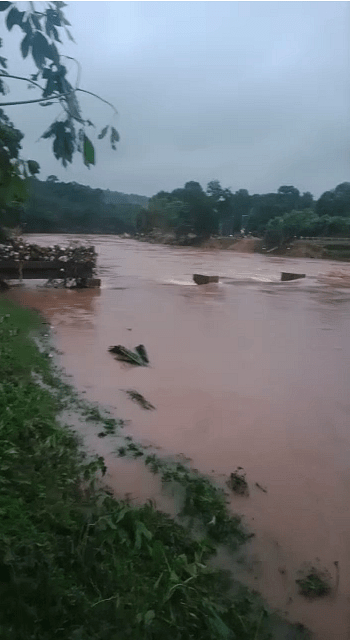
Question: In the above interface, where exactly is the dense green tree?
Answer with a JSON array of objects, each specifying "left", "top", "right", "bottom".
[
  {"left": 277, "top": 185, "right": 300, "bottom": 211},
  {"left": 316, "top": 183, "right": 350, "bottom": 218},
  {"left": 0, "top": 108, "right": 39, "bottom": 209},
  {"left": 246, "top": 186, "right": 315, "bottom": 234},
  {"left": 299, "top": 191, "right": 314, "bottom": 210},
  {"left": 176, "top": 182, "right": 218, "bottom": 236},
  {"left": 23, "top": 177, "right": 142, "bottom": 233},
  {"left": 0, "top": 1, "right": 118, "bottom": 211},
  {"left": 247, "top": 192, "right": 284, "bottom": 233},
  {"left": 137, "top": 195, "right": 188, "bottom": 232},
  {"left": 231, "top": 189, "right": 250, "bottom": 233},
  {"left": 266, "top": 207, "right": 350, "bottom": 245},
  {"left": 207, "top": 180, "right": 234, "bottom": 232},
  {"left": 266, "top": 208, "right": 318, "bottom": 243}
]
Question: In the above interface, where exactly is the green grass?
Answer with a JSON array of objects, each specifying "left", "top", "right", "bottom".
[
  {"left": 0, "top": 299, "right": 273, "bottom": 640},
  {"left": 142, "top": 454, "right": 249, "bottom": 546}
]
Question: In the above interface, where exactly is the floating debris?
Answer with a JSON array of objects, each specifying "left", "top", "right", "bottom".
[
  {"left": 255, "top": 482, "right": 268, "bottom": 493},
  {"left": 193, "top": 274, "right": 219, "bottom": 285},
  {"left": 125, "top": 389, "right": 155, "bottom": 410},
  {"left": 296, "top": 566, "right": 332, "bottom": 599},
  {"left": 227, "top": 467, "right": 249, "bottom": 496},
  {"left": 281, "top": 272, "right": 305, "bottom": 282},
  {"left": 108, "top": 344, "right": 149, "bottom": 366},
  {"left": 134, "top": 344, "right": 149, "bottom": 364}
]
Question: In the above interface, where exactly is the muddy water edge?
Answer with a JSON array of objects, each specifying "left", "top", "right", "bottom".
[{"left": 7, "top": 234, "right": 350, "bottom": 640}]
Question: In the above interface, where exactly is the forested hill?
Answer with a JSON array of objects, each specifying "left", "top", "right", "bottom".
[
  {"left": 18, "top": 177, "right": 350, "bottom": 240},
  {"left": 22, "top": 177, "right": 149, "bottom": 234}
]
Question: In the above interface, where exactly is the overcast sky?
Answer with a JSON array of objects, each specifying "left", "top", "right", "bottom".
[{"left": 2, "top": 1, "right": 350, "bottom": 198}]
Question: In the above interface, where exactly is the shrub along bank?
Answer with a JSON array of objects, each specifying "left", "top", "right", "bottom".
[{"left": 0, "top": 298, "right": 275, "bottom": 640}]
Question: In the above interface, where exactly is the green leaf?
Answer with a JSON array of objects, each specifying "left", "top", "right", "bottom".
[
  {"left": 65, "top": 90, "right": 82, "bottom": 121},
  {"left": 83, "top": 134, "right": 95, "bottom": 167},
  {"left": 47, "top": 8, "right": 61, "bottom": 26},
  {"left": 52, "top": 26, "right": 61, "bottom": 42},
  {"left": 50, "top": 43, "right": 60, "bottom": 65},
  {"left": 41, "top": 120, "right": 75, "bottom": 167},
  {"left": 134, "top": 521, "right": 152, "bottom": 550},
  {"left": 6, "top": 6, "right": 24, "bottom": 30},
  {"left": 98, "top": 125, "right": 108, "bottom": 140},
  {"left": 43, "top": 73, "right": 55, "bottom": 98},
  {"left": 207, "top": 614, "right": 232, "bottom": 639},
  {"left": 41, "top": 121, "right": 57, "bottom": 140},
  {"left": 144, "top": 610, "right": 155, "bottom": 626},
  {"left": 3, "top": 174, "right": 28, "bottom": 204},
  {"left": 0, "top": 2, "right": 11, "bottom": 12},
  {"left": 32, "top": 31, "right": 54, "bottom": 69},
  {"left": 20, "top": 34, "right": 31, "bottom": 59},
  {"left": 110, "top": 126, "right": 120, "bottom": 150},
  {"left": 21, "top": 19, "right": 33, "bottom": 37},
  {"left": 31, "top": 12, "right": 42, "bottom": 31},
  {"left": 64, "top": 27, "right": 75, "bottom": 42},
  {"left": 116, "top": 507, "right": 129, "bottom": 523}
]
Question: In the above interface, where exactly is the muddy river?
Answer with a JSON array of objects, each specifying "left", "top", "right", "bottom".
[{"left": 7, "top": 235, "right": 350, "bottom": 639}]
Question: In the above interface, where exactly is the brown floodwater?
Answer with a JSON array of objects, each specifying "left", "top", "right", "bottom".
[{"left": 7, "top": 234, "right": 350, "bottom": 639}]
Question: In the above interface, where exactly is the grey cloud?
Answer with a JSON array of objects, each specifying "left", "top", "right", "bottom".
[{"left": 2, "top": 1, "right": 349, "bottom": 197}]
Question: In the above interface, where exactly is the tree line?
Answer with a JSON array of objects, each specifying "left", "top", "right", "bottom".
[
  {"left": 5, "top": 177, "right": 349, "bottom": 241},
  {"left": 137, "top": 180, "right": 350, "bottom": 242},
  {"left": 16, "top": 175, "right": 146, "bottom": 234}
]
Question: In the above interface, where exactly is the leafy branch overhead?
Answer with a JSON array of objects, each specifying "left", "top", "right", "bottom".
[
  {"left": 0, "top": 1, "right": 119, "bottom": 168},
  {"left": 0, "top": 108, "right": 40, "bottom": 206}
]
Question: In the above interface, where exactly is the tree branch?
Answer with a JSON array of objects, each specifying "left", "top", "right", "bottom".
[
  {"left": 0, "top": 93, "right": 72, "bottom": 106},
  {"left": 76, "top": 88, "right": 118, "bottom": 115},
  {"left": 0, "top": 75, "right": 118, "bottom": 115},
  {"left": 0, "top": 73, "right": 46, "bottom": 93},
  {"left": 61, "top": 55, "right": 82, "bottom": 90}
]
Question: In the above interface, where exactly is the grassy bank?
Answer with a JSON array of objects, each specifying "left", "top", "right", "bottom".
[{"left": 0, "top": 298, "right": 275, "bottom": 640}]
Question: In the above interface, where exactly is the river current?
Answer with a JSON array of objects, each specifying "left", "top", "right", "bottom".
[{"left": 8, "top": 234, "right": 350, "bottom": 639}]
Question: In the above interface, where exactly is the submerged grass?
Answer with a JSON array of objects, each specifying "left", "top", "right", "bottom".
[
  {"left": 0, "top": 299, "right": 273, "bottom": 640},
  {"left": 143, "top": 453, "right": 250, "bottom": 546},
  {"left": 115, "top": 442, "right": 250, "bottom": 546},
  {"left": 296, "top": 567, "right": 332, "bottom": 599}
]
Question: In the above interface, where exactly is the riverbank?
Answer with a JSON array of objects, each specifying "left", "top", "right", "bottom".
[
  {"left": 0, "top": 298, "right": 282, "bottom": 640},
  {"left": 4, "top": 236, "right": 350, "bottom": 639},
  {"left": 130, "top": 230, "right": 350, "bottom": 260}
]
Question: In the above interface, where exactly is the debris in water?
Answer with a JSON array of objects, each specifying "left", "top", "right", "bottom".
[
  {"left": 296, "top": 566, "right": 332, "bottom": 599},
  {"left": 125, "top": 390, "right": 155, "bottom": 410},
  {"left": 0, "top": 279, "right": 9, "bottom": 291},
  {"left": 108, "top": 344, "right": 149, "bottom": 366},
  {"left": 84, "top": 277, "right": 101, "bottom": 288},
  {"left": 134, "top": 344, "right": 149, "bottom": 364},
  {"left": 255, "top": 482, "right": 268, "bottom": 493},
  {"left": 281, "top": 272, "right": 306, "bottom": 282},
  {"left": 227, "top": 467, "right": 249, "bottom": 496},
  {"left": 193, "top": 274, "right": 219, "bottom": 285}
]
